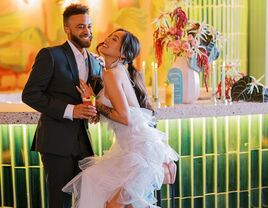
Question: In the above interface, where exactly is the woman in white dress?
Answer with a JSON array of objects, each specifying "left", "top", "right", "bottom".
[{"left": 62, "top": 28, "right": 179, "bottom": 208}]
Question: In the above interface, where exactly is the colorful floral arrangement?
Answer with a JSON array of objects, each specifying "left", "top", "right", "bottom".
[
  {"left": 153, "top": 6, "right": 222, "bottom": 91},
  {"left": 216, "top": 63, "right": 244, "bottom": 99}
]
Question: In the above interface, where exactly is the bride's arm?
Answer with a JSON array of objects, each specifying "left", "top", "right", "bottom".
[{"left": 96, "top": 70, "right": 130, "bottom": 125}]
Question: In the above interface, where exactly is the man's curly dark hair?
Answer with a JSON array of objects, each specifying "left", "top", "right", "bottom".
[{"left": 63, "top": 4, "right": 89, "bottom": 25}]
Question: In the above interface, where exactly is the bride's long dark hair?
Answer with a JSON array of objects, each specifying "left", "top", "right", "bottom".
[{"left": 96, "top": 28, "right": 152, "bottom": 110}]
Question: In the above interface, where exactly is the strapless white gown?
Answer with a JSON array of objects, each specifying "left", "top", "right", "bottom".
[{"left": 62, "top": 89, "right": 179, "bottom": 208}]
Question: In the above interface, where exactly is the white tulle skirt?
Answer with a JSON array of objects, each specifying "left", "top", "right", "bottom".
[{"left": 62, "top": 108, "right": 179, "bottom": 208}]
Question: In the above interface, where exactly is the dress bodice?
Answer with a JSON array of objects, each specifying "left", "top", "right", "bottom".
[
  {"left": 97, "top": 88, "right": 156, "bottom": 135},
  {"left": 97, "top": 88, "right": 113, "bottom": 108}
]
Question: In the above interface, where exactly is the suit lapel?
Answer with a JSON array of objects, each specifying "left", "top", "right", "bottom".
[
  {"left": 86, "top": 51, "right": 103, "bottom": 93},
  {"left": 86, "top": 51, "right": 92, "bottom": 84},
  {"left": 62, "top": 42, "right": 79, "bottom": 86}
]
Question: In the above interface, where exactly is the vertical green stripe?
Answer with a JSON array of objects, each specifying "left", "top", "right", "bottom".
[
  {"left": 259, "top": 115, "right": 262, "bottom": 208},
  {"left": 213, "top": 117, "right": 218, "bottom": 208},
  {"left": 190, "top": 118, "right": 194, "bottom": 207},
  {"left": 9, "top": 126, "right": 16, "bottom": 207},
  {"left": 22, "top": 126, "right": 30, "bottom": 207},
  {"left": 202, "top": 118, "right": 206, "bottom": 208},
  {"left": 0, "top": 126, "right": 3, "bottom": 206},
  {"left": 225, "top": 117, "right": 229, "bottom": 207},
  {"left": 247, "top": 115, "right": 251, "bottom": 208},
  {"left": 237, "top": 116, "right": 241, "bottom": 208}
]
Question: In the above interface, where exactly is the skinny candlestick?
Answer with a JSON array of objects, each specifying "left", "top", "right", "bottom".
[
  {"left": 211, "top": 61, "right": 217, "bottom": 103},
  {"left": 221, "top": 62, "right": 226, "bottom": 101},
  {"left": 152, "top": 62, "right": 158, "bottom": 100},
  {"left": 212, "top": 61, "right": 217, "bottom": 96},
  {"left": 151, "top": 62, "right": 154, "bottom": 98},
  {"left": 142, "top": 61, "right": 146, "bottom": 82}
]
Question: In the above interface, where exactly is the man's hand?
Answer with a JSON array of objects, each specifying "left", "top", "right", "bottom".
[{"left": 73, "top": 104, "right": 97, "bottom": 119}]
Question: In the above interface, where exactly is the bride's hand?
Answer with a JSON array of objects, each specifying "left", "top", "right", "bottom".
[{"left": 76, "top": 79, "right": 95, "bottom": 98}]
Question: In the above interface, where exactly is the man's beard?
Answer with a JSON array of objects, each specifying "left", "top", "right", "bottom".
[{"left": 70, "top": 33, "right": 91, "bottom": 49}]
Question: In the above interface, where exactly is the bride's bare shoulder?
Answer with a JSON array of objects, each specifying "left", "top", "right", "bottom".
[
  {"left": 103, "top": 65, "right": 124, "bottom": 78},
  {"left": 102, "top": 67, "right": 123, "bottom": 84}
]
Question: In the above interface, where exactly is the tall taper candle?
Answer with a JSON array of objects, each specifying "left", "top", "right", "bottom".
[
  {"left": 221, "top": 62, "right": 226, "bottom": 100},
  {"left": 212, "top": 61, "right": 217, "bottom": 96},
  {"left": 151, "top": 62, "right": 155, "bottom": 98},
  {"left": 142, "top": 61, "right": 146, "bottom": 82},
  {"left": 152, "top": 62, "right": 158, "bottom": 100}
]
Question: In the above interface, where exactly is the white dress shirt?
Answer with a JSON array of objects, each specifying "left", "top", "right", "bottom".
[{"left": 63, "top": 41, "right": 89, "bottom": 120}]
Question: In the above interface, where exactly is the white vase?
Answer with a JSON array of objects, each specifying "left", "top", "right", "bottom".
[{"left": 171, "top": 56, "right": 200, "bottom": 103}]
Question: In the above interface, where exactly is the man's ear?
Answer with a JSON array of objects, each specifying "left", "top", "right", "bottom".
[{"left": 64, "top": 26, "right": 70, "bottom": 35}]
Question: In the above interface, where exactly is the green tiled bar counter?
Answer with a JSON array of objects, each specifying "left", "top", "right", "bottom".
[{"left": 1, "top": 102, "right": 268, "bottom": 208}]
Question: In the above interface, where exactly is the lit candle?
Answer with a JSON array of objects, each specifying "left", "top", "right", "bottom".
[
  {"left": 212, "top": 61, "right": 217, "bottom": 96},
  {"left": 142, "top": 61, "right": 146, "bottom": 81},
  {"left": 165, "top": 82, "right": 174, "bottom": 107},
  {"left": 151, "top": 62, "right": 155, "bottom": 97},
  {"left": 221, "top": 62, "right": 226, "bottom": 100},
  {"left": 152, "top": 62, "right": 158, "bottom": 100}
]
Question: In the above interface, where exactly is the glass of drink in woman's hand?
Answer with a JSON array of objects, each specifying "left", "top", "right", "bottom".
[{"left": 82, "top": 96, "right": 96, "bottom": 106}]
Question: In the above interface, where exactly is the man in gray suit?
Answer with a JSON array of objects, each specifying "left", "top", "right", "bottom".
[{"left": 22, "top": 4, "right": 103, "bottom": 208}]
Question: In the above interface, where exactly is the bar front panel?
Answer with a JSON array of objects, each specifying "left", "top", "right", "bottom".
[{"left": 0, "top": 114, "right": 268, "bottom": 208}]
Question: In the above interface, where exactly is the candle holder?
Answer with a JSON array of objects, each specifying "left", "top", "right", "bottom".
[
  {"left": 211, "top": 61, "right": 217, "bottom": 104},
  {"left": 221, "top": 62, "right": 226, "bottom": 102},
  {"left": 152, "top": 62, "right": 159, "bottom": 100},
  {"left": 150, "top": 96, "right": 160, "bottom": 108}
]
